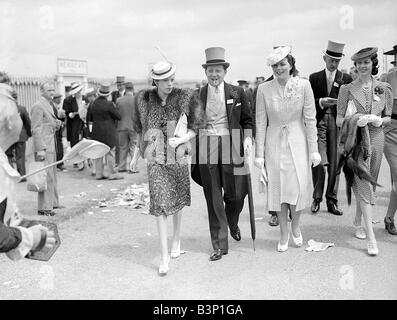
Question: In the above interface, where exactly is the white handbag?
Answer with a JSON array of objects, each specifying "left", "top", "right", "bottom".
[
  {"left": 345, "top": 100, "right": 357, "bottom": 117},
  {"left": 174, "top": 112, "right": 188, "bottom": 137}
]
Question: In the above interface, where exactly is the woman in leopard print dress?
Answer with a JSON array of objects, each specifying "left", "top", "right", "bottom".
[{"left": 133, "top": 61, "right": 205, "bottom": 275}]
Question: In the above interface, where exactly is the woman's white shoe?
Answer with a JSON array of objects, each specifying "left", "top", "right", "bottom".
[
  {"left": 354, "top": 225, "right": 367, "bottom": 240},
  {"left": 367, "top": 241, "right": 378, "bottom": 256},
  {"left": 291, "top": 229, "right": 303, "bottom": 247},
  {"left": 277, "top": 234, "right": 289, "bottom": 252},
  {"left": 158, "top": 255, "right": 170, "bottom": 276}
]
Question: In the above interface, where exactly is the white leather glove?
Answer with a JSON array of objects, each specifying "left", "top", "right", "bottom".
[
  {"left": 367, "top": 114, "right": 383, "bottom": 127},
  {"left": 310, "top": 152, "right": 321, "bottom": 167},
  {"left": 244, "top": 137, "right": 252, "bottom": 156},
  {"left": 169, "top": 135, "right": 189, "bottom": 149},
  {"left": 254, "top": 157, "right": 265, "bottom": 169},
  {"left": 357, "top": 115, "right": 369, "bottom": 127}
]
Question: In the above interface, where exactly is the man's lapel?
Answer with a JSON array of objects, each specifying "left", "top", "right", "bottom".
[
  {"left": 224, "top": 82, "right": 233, "bottom": 123},
  {"left": 41, "top": 97, "right": 56, "bottom": 119},
  {"left": 200, "top": 84, "right": 208, "bottom": 110},
  {"left": 349, "top": 81, "right": 369, "bottom": 111},
  {"left": 320, "top": 69, "right": 328, "bottom": 97}
]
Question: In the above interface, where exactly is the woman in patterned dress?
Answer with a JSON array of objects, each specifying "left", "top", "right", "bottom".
[
  {"left": 254, "top": 46, "right": 321, "bottom": 252},
  {"left": 133, "top": 61, "right": 205, "bottom": 275},
  {"left": 336, "top": 47, "right": 393, "bottom": 256}
]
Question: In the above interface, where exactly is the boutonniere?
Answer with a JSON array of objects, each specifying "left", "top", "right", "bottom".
[
  {"left": 373, "top": 86, "right": 383, "bottom": 101},
  {"left": 230, "top": 90, "right": 238, "bottom": 100}
]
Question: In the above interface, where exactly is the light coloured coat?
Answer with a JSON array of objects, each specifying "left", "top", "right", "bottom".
[
  {"left": 31, "top": 96, "right": 58, "bottom": 154},
  {"left": 255, "top": 77, "right": 318, "bottom": 211}
]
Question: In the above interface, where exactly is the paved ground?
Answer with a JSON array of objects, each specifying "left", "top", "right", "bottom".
[{"left": 0, "top": 156, "right": 396, "bottom": 300}]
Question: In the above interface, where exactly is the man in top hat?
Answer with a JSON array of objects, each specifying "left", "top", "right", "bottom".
[
  {"left": 111, "top": 76, "right": 126, "bottom": 104},
  {"left": 115, "top": 82, "right": 140, "bottom": 173},
  {"left": 5, "top": 91, "right": 31, "bottom": 178},
  {"left": 310, "top": 40, "right": 353, "bottom": 215},
  {"left": 87, "top": 83, "right": 123, "bottom": 180},
  {"left": 192, "top": 47, "right": 253, "bottom": 261}
]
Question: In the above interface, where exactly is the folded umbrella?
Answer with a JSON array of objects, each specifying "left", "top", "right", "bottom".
[{"left": 245, "top": 150, "right": 256, "bottom": 251}]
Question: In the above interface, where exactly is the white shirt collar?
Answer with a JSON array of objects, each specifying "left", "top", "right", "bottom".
[
  {"left": 325, "top": 69, "right": 337, "bottom": 82},
  {"left": 208, "top": 81, "right": 224, "bottom": 94}
]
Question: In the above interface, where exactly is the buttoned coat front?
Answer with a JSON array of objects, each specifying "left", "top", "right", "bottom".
[{"left": 255, "top": 77, "right": 318, "bottom": 211}]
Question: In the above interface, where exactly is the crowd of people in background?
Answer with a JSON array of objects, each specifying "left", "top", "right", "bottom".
[{"left": 0, "top": 40, "right": 396, "bottom": 277}]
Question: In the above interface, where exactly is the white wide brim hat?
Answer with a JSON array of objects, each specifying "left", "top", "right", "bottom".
[
  {"left": 69, "top": 85, "right": 84, "bottom": 95},
  {"left": 151, "top": 61, "right": 177, "bottom": 80},
  {"left": 266, "top": 46, "right": 291, "bottom": 66}
]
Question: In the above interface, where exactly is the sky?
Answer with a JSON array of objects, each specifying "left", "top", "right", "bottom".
[{"left": 0, "top": 0, "right": 396, "bottom": 83}]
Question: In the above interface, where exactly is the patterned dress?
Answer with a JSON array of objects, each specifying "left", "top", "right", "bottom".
[
  {"left": 133, "top": 88, "right": 205, "bottom": 216},
  {"left": 337, "top": 78, "right": 393, "bottom": 204}
]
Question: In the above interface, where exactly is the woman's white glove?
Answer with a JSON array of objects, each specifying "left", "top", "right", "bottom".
[
  {"left": 357, "top": 115, "right": 369, "bottom": 127},
  {"left": 310, "top": 152, "right": 321, "bottom": 167},
  {"left": 168, "top": 136, "right": 188, "bottom": 149},
  {"left": 367, "top": 114, "right": 383, "bottom": 127},
  {"left": 244, "top": 137, "right": 252, "bottom": 156},
  {"left": 254, "top": 157, "right": 265, "bottom": 169}
]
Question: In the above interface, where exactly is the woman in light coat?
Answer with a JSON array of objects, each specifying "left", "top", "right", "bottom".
[{"left": 255, "top": 47, "right": 321, "bottom": 252}]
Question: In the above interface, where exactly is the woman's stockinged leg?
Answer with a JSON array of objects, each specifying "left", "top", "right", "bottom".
[
  {"left": 156, "top": 215, "right": 169, "bottom": 261},
  {"left": 354, "top": 197, "right": 363, "bottom": 226},
  {"left": 171, "top": 210, "right": 182, "bottom": 255},
  {"left": 277, "top": 204, "right": 289, "bottom": 245},
  {"left": 290, "top": 205, "right": 301, "bottom": 237}
]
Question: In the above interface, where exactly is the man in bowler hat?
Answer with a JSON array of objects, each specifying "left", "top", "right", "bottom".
[
  {"left": 310, "top": 40, "right": 352, "bottom": 215},
  {"left": 192, "top": 47, "right": 253, "bottom": 261}
]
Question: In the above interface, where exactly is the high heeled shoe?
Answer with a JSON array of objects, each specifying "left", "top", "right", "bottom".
[
  {"left": 170, "top": 241, "right": 187, "bottom": 259},
  {"left": 291, "top": 229, "right": 303, "bottom": 247},
  {"left": 367, "top": 241, "right": 378, "bottom": 256},
  {"left": 384, "top": 217, "right": 397, "bottom": 235},
  {"left": 277, "top": 234, "right": 289, "bottom": 252},
  {"left": 354, "top": 225, "right": 366, "bottom": 239},
  {"left": 158, "top": 255, "right": 170, "bottom": 276}
]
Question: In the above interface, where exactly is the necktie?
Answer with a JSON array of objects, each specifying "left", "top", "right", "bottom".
[{"left": 327, "top": 72, "right": 333, "bottom": 95}]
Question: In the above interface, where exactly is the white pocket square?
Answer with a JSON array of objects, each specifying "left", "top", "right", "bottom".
[
  {"left": 227, "top": 99, "right": 234, "bottom": 104},
  {"left": 235, "top": 103, "right": 241, "bottom": 107}
]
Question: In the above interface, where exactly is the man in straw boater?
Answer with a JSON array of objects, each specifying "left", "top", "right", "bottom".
[
  {"left": 310, "top": 40, "right": 352, "bottom": 216},
  {"left": 0, "top": 80, "right": 56, "bottom": 259},
  {"left": 191, "top": 47, "right": 253, "bottom": 261}
]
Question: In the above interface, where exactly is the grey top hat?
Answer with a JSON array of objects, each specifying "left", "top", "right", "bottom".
[
  {"left": 98, "top": 83, "right": 111, "bottom": 96},
  {"left": 116, "top": 76, "right": 125, "bottom": 84},
  {"left": 202, "top": 47, "right": 230, "bottom": 69},
  {"left": 323, "top": 40, "right": 346, "bottom": 59}
]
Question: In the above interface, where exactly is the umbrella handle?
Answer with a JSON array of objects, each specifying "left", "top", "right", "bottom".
[{"left": 19, "top": 160, "right": 64, "bottom": 181}]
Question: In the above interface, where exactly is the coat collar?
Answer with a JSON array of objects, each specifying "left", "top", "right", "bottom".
[
  {"left": 349, "top": 77, "right": 380, "bottom": 112},
  {"left": 39, "top": 96, "right": 56, "bottom": 119}
]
